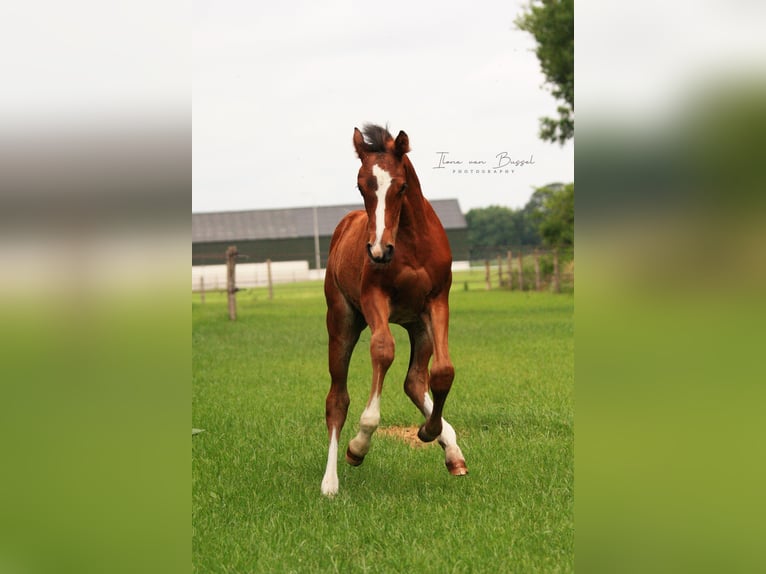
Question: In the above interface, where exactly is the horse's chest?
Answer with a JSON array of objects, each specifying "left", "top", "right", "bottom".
[{"left": 387, "top": 268, "right": 433, "bottom": 321}]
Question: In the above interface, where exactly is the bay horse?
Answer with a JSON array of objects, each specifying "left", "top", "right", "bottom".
[{"left": 321, "top": 124, "right": 468, "bottom": 496}]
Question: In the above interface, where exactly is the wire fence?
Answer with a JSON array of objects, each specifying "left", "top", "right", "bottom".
[
  {"left": 192, "top": 244, "right": 574, "bottom": 319},
  {"left": 462, "top": 246, "right": 574, "bottom": 293}
]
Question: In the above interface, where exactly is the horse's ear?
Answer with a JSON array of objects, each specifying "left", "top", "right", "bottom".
[
  {"left": 353, "top": 127, "right": 367, "bottom": 160},
  {"left": 394, "top": 130, "right": 410, "bottom": 158}
]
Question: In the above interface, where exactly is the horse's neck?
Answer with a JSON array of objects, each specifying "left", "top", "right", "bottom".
[{"left": 401, "top": 157, "right": 430, "bottom": 230}]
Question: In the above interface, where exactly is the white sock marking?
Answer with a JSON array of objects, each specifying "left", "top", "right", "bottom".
[
  {"left": 349, "top": 392, "right": 381, "bottom": 457},
  {"left": 360, "top": 393, "right": 381, "bottom": 432},
  {"left": 422, "top": 392, "right": 464, "bottom": 463},
  {"left": 423, "top": 392, "right": 434, "bottom": 417},
  {"left": 321, "top": 427, "right": 339, "bottom": 496}
]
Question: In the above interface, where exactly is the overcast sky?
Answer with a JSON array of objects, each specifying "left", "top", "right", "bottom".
[{"left": 192, "top": 0, "right": 574, "bottom": 214}]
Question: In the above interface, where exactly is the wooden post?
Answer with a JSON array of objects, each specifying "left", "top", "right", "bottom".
[
  {"left": 199, "top": 275, "right": 205, "bottom": 304},
  {"left": 312, "top": 205, "right": 321, "bottom": 271},
  {"left": 497, "top": 254, "right": 503, "bottom": 288},
  {"left": 517, "top": 249, "right": 524, "bottom": 292},
  {"left": 485, "top": 260, "right": 491, "bottom": 290},
  {"left": 507, "top": 251, "right": 513, "bottom": 290},
  {"left": 534, "top": 249, "right": 541, "bottom": 292},
  {"left": 570, "top": 250, "right": 574, "bottom": 287},
  {"left": 266, "top": 258, "right": 274, "bottom": 300},
  {"left": 226, "top": 245, "right": 238, "bottom": 320},
  {"left": 553, "top": 248, "right": 561, "bottom": 293}
]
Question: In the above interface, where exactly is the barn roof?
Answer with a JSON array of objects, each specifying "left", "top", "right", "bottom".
[{"left": 192, "top": 199, "right": 466, "bottom": 243}]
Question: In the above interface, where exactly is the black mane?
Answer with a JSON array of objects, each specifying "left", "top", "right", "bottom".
[{"left": 361, "top": 123, "right": 391, "bottom": 153}]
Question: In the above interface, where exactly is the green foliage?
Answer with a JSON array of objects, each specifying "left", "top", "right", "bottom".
[
  {"left": 193, "top": 283, "right": 573, "bottom": 572},
  {"left": 465, "top": 205, "right": 540, "bottom": 259},
  {"left": 516, "top": 0, "right": 574, "bottom": 145},
  {"left": 466, "top": 205, "right": 517, "bottom": 250},
  {"left": 533, "top": 183, "right": 574, "bottom": 247},
  {"left": 465, "top": 183, "right": 573, "bottom": 256}
]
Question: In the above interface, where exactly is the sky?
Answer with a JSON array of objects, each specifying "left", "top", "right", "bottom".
[{"left": 192, "top": 0, "right": 574, "bottom": 214}]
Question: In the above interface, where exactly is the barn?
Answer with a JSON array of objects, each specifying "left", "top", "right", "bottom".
[{"left": 192, "top": 199, "right": 468, "bottom": 269}]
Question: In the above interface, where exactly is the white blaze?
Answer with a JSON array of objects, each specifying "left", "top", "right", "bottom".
[{"left": 370, "top": 165, "right": 391, "bottom": 257}]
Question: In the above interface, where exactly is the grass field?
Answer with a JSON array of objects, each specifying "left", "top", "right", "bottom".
[{"left": 192, "top": 278, "right": 573, "bottom": 573}]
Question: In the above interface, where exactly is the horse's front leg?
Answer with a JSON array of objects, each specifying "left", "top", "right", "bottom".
[
  {"left": 417, "top": 296, "right": 468, "bottom": 476},
  {"left": 346, "top": 293, "right": 394, "bottom": 466}
]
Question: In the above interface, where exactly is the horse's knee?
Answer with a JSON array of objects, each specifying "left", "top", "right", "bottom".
[
  {"left": 370, "top": 332, "right": 395, "bottom": 370},
  {"left": 325, "top": 390, "right": 350, "bottom": 421},
  {"left": 429, "top": 362, "right": 455, "bottom": 393}
]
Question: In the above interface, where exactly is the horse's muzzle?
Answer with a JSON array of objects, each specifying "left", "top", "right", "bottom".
[{"left": 367, "top": 243, "right": 394, "bottom": 264}]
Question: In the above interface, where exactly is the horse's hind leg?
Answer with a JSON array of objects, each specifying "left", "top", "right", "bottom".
[
  {"left": 322, "top": 297, "right": 363, "bottom": 497},
  {"left": 407, "top": 310, "right": 468, "bottom": 476},
  {"left": 422, "top": 390, "right": 468, "bottom": 476},
  {"left": 403, "top": 322, "right": 433, "bottom": 417}
]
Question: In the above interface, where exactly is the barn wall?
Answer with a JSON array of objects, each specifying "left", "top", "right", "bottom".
[{"left": 193, "top": 237, "right": 332, "bottom": 269}]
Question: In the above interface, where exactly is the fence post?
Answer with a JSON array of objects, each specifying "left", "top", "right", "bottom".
[
  {"left": 534, "top": 249, "right": 541, "bottom": 292},
  {"left": 553, "top": 248, "right": 561, "bottom": 293},
  {"left": 507, "top": 251, "right": 512, "bottom": 290},
  {"left": 266, "top": 258, "right": 274, "bottom": 300},
  {"left": 497, "top": 254, "right": 503, "bottom": 288},
  {"left": 226, "top": 245, "right": 238, "bottom": 320},
  {"left": 570, "top": 249, "right": 574, "bottom": 287},
  {"left": 312, "top": 205, "right": 321, "bottom": 271},
  {"left": 485, "top": 260, "right": 491, "bottom": 290},
  {"left": 517, "top": 249, "right": 524, "bottom": 292},
  {"left": 199, "top": 275, "right": 205, "bottom": 304}
]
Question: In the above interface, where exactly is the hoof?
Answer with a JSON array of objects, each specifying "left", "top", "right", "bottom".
[
  {"left": 345, "top": 447, "right": 365, "bottom": 466},
  {"left": 446, "top": 459, "right": 469, "bottom": 476},
  {"left": 417, "top": 424, "right": 439, "bottom": 443},
  {"left": 321, "top": 482, "right": 338, "bottom": 497}
]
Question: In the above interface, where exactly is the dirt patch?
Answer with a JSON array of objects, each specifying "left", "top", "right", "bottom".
[{"left": 376, "top": 425, "right": 436, "bottom": 448}]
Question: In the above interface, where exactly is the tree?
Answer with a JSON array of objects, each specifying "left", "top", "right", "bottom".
[
  {"left": 465, "top": 204, "right": 542, "bottom": 258},
  {"left": 465, "top": 183, "right": 573, "bottom": 257},
  {"left": 465, "top": 206, "right": 517, "bottom": 254},
  {"left": 515, "top": 0, "right": 574, "bottom": 145},
  {"left": 530, "top": 183, "right": 574, "bottom": 247}
]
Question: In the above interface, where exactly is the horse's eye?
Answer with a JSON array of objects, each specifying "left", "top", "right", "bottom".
[{"left": 399, "top": 183, "right": 408, "bottom": 195}]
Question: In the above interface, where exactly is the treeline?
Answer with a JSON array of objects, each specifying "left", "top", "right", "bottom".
[{"left": 465, "top": 182, "right": 573, "bottom": 259}]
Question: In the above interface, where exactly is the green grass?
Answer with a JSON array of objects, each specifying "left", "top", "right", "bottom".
[{"left": 193, "top": 278, "right": 573, "bottom": 573}]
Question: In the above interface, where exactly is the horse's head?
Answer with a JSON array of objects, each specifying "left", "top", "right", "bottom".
[{"left": 353, "top": 125, "right": 410, "bottom": 265}]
